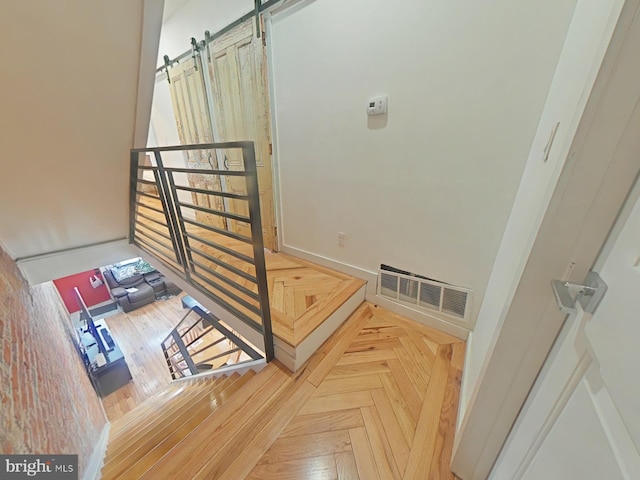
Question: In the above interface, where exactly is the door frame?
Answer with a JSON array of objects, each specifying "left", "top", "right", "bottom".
[{"left": 452, "top": 1, "right": 640, "bottom": 478}]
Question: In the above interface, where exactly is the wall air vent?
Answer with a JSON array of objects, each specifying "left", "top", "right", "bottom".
[{"left": 377, "top": 264, "right": 472, "bottom": 320}]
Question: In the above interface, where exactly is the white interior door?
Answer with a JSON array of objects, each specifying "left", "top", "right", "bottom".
[{"left": 491, "top": 187, "right": 640, "bottom": 479}]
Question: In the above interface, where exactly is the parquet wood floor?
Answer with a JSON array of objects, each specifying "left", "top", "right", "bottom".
[
  {"left": 107, "top": 301, "right": 464, "bottom": 479},
  {"left": 245, "top": 302, "right": 465, "bottom": 480},
  {"left": 135, "top": 197, "right": 365, "bottom": 347}
]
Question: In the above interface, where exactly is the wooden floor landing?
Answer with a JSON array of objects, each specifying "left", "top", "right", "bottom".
[
  {"left": 244, "top": 302, "right": 465, "bottom": 480},
  {"left": 136, "top": 197, "right": 365, "bottom": 348}
]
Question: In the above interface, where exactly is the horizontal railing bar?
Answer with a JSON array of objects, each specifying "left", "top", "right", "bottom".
[
  {"left": 133, "top": 234, "right": 174, "bottom": 258},
  {"left": 135, "top": 221, "right": 172, "bottom": 242},
  {"left": 179, "top": 201, "right": 251, "bottom": 223},
  {"left": 136, "top": 178, "right": 158, "bottom": 186},
  {"left": 189, "top": 268, "right": 261, "bottom": 316},
  {"left": 177, "top": 318, "right": 205, "bottom": 346},
  {"left": 175, "top": 184, "right": 248, "bottom": 201},
  {"left": 135, "top": 210, "right": 169, "bottom": 228},
  {"left": 136, "top": 190, "right": 162, "bottom": 200},
  {"left": 193, "top": 305, "right": 263, "bottom": 360},
  {"left": 187, "top": 283, "right": 262, "bottom": 333},
  {"left": 135, "top": 227, "right": 175, "bottom": 253},
  {"left": 138, "top": 165, "right": 247, "bottom": 177},
  {"left": 183, "top": 218, "right": 252, "bottom": 244},
  {"left": 185, "top": 232, "right": 255, "bottom": 266},
  {"left": 135, "top": 201, "right": 166, "bottom": 216},
  {"left": 185, "top": 335, "right": 229, "bottom": 358},
  {"left": 133, "top": 240, "right": 182, "bottom": 274},
  {"left": 190, "top": 258, "right": 259, "bottom": 300},
  {"left": 132, "top": 141, "right": 254, "bottom": 153},
  {"left": 195, "top": 347, "right": 242, "bottom": 367},
  {"left": 162, "top": 309, "right": 196, "bottom": 345},
  {"left": 183, "top": 326, "right": 216, "bottom": 350},
  {"left": 189, "top": 248, "right": 258, "bottom": 284}
]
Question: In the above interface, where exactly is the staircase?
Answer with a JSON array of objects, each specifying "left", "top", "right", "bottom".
[{"left": 101, "top": 370, "right": 257, "bottom": 479}]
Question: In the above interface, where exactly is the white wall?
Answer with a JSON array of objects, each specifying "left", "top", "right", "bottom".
[
  {"left": 0, "top": 0, "right": 154, "bottom": 260},
  {"left": 269, "top": 0, "right": 578, "bottom": 325},
  {"left": 158, "top": 0, "right": 253, "bottom": 63},
  {"left": 461, "top": 0, "right": 626, "bottom": 415}
]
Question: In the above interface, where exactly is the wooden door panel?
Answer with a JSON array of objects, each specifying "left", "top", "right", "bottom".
[
  {"left": 168, "top": 59, "right": 225, "bottom": 230},
  {"left": 207, "top": 19, "right": 277, "bottom": 250}
]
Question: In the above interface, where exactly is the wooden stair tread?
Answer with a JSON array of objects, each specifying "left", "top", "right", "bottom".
[
  {"left": 138, "top": 363, "right": 290, "bottom": 479},
  {"left": 101, "top": 370, "right": 257, "bottom": 480},
  {"left": 106, "top": 374, "right": 236, "bottom": 458},
  {"left": 108, "top": 375, "right": 226, "bottom": 436}
]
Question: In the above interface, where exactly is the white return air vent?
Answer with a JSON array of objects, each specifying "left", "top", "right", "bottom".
[{"left": 377, "top": 265, "right": 473, "bottom": 320}]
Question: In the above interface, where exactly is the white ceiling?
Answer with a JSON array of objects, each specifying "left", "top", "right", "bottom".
[{"left": 163, "top": 0, "right": 193, "bottom": 22}]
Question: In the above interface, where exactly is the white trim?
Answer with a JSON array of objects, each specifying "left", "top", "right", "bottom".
[
  {"left": 280, "top": 244, "right": 377, "bottom": 293},
  {"left": 171, "top": 358, "right": 267, "bottom": 382},
  {"left": 16, "top": 239, "right": 139, "bottom": 285},
  {"left": 263, "top": 12, "right": 285, "bottom": 252},
  {"left": 457, "top": 331, "right": 474, "bottom": 428},
  {"left": 274, "top": 284, "right": 366, "bottom": 371},
  {"left": 82, "top": 422, "right": 110, "bottom": 480}
]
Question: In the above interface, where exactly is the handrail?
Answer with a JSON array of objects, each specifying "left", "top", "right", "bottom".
[
  {"left": 162, "top": 303, "right": 262, "bottom": 379},
  {"left": 130, "top": 142, "right": 274, "bottom": 362}
]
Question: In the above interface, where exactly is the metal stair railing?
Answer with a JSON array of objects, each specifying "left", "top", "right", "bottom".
[
  {"left": 162, "top": 302, "right": 263, "bottom": 379},
  {"left": 130, "top": 142, "right": 274, "bottom": 361}
]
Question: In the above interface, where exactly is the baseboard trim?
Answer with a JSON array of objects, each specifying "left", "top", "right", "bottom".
[
  {"left": 275, "top": 284, "right": 367, "bottom": 371},
  {"left": 83, "top": 422, "right": 110, "bottom": 480},
  {"left": 280, "top": 245, "right": 378, "bottom": 295}
]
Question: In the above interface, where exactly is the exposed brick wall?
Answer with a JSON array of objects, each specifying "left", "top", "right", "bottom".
[{"left": 0, "top": 247, "right": 107, "bottom": 476}]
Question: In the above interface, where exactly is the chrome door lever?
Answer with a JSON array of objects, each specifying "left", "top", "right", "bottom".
[{"left": 551, "top": 271, "right": 607, "bottom": 315}]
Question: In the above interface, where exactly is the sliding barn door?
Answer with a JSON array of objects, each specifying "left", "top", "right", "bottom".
[
  {"left": 206, "top": 19, "right": 278, "bottom": 251},
  {"left": 168, "top": 58, "right": 226, "bottom": 230}
]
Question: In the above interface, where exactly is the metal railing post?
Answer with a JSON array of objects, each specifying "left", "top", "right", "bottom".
[
  {"left": 243, "top": 144, "right": 275, "bottom": 362},
  {"left": 130, "top": 142, "right": 275, "bottom": 363},
  {"left": 129, "top": 151, "right": 140, "bottom": 243},
  {"left": 153, "top": 151, "right": 189, "bottom": 272}
]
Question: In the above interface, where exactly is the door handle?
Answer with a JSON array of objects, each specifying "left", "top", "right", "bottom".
[
  {"left": 551, "top": 271, "right": 607, "bottom": 315},
  {"left": 223, "top": 154, "right": 229, "bottom": 170}
]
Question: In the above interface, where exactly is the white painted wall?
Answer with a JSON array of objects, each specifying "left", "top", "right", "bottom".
[
  {"left": 0, "top": 0, "right": 156, "bottom": 262},
  {"left": 269, "top": 0, "right": 578, "bottom": 324},
  {"left": 158, "top": 0, "right": 253, "bottom": 63},
  {"left": 461, "top": 0, "right": 626, "bottom": 416}
]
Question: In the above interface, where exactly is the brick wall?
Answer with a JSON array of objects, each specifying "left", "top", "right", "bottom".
[{"left": 0, "top": 247, "right": 107, "bottom": 476}]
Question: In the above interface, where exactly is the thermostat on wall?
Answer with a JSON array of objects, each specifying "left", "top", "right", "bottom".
[{"left": 367, "top": 95, "right": 388, "bottom": 116}]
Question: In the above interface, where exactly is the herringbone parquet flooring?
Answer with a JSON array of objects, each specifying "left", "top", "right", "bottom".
[{"left": 247, "top": 302, "right": 465, "bottom": 479}]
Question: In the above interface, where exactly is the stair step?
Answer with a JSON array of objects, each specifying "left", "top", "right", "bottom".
[
  {"left": 104, "top": 370, "right": 257, "bottom": 480},
  {"left": 137, "top": 363, "right": 290, "bottom": 479},
  {"left": 108, "top": 377, "right": 218, "bottom": 436},
  {"left": 106, "top": 374, "right": 235, "bottom": 460},
  {"left": 193, "top": 367, "right": 314, "bottom": 479}
]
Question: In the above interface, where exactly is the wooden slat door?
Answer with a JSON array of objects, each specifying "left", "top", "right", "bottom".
[
  {"left": 206, "top": 19, "right": 278, "bottom": 251},
  {"left": 168, "top": 57, "right": 226, "bottom": 230}
]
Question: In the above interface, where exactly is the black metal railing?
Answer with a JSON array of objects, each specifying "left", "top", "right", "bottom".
[
  {"left": 129, "top": 142, "right": 274, "bottom": 361},
  {"left": 162, "top": 301, "right": 263, "bottom": 379}
]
